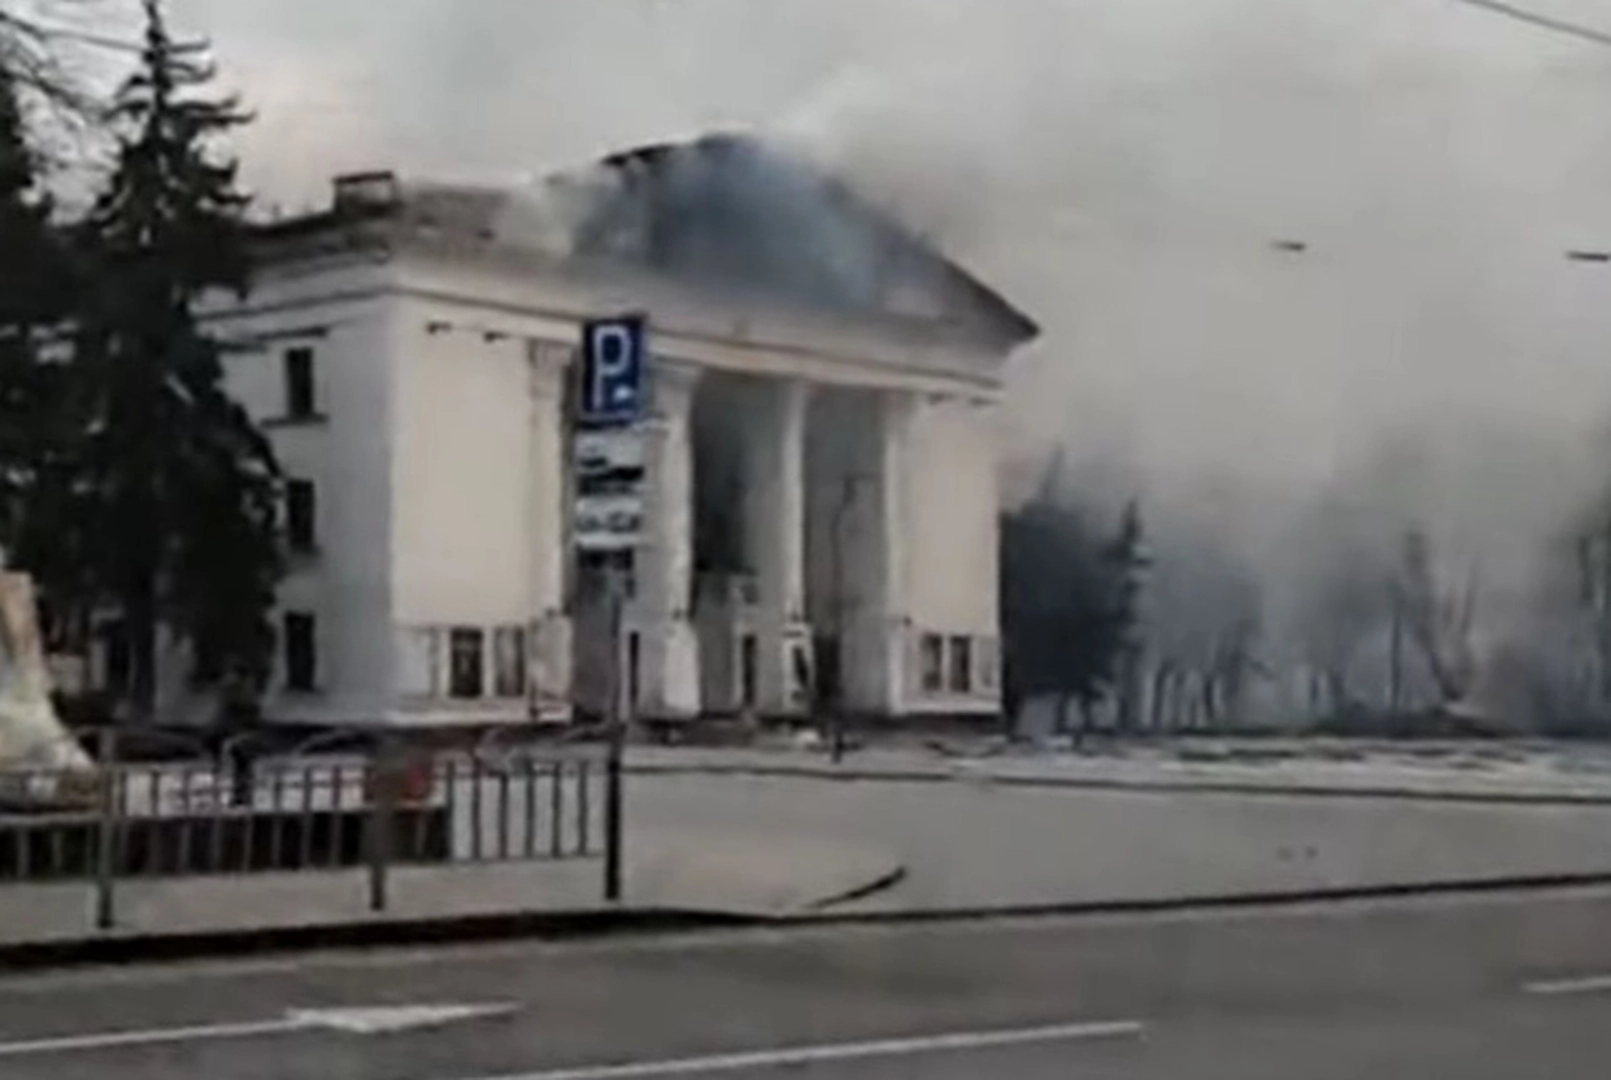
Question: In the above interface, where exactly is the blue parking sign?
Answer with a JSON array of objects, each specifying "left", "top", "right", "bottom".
[{"left": 580, "top": 316, "right": 646, "bottom": 425}]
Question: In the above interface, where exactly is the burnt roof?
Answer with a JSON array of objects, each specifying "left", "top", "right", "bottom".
[
  {"left": 252, "top": 134, "right": 1038, "bottom": 349},
  {"left": 576, "top": 133, "right": 1036, "bottom": 346}
]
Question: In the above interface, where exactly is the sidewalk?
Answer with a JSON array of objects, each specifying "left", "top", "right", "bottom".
[
  {"left": 629, "top": 767, "right": 1611, "bottom": 915},
  {"left": 9, "top": 756, "right": 1611, "bottom": 963},
  {"left": 0, "top": 821, "right": 900, "bottom": 947},
  {"left": 626, "top": 744, "right": 1611, "bottom": 803}
]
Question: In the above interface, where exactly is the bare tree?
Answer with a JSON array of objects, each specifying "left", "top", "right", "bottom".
[
  {"left": 1572, "top": 510, "right": 1611, "bottom": 709},
  {"left": 1392, "top": 526, "right": 1480, "bottom": 711}
]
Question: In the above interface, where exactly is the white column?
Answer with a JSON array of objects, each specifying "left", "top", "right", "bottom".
[
  {"left": 876, "top": 390, "right": 914, "bottom": 715},
  {"left": 842, "top": 389, "right": 912, "bottom": 717},
  {"left": 746, "top": 379, "right": 811, "bottom": 716},
  {"left": 527, "top": 341, "right": 572, "bottom": 720},
  {"left": 636, "top": 360, "right": 701, "bottom": 718}
]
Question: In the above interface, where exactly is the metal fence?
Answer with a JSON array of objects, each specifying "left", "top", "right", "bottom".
[{"left": 0, "top": 733, "right": 624, "bottom": 929}]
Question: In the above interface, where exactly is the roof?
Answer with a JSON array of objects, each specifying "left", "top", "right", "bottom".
[
  {"left": 570, "top": 134, "right": 1037, "bottom": 347},
  {"left": 252, "top": 134, "right": 1038, "bottom": 350}
]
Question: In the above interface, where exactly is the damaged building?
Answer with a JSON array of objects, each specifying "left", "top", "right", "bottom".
[{"left": 167, "top": 133, "right": 1036, "bottom": 727}]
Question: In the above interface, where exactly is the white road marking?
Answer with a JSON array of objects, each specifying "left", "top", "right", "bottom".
[
  {"left": 1523, "top": 974, "right": 1611, "bottom": 996},
  {"left": 0, "top": 1018, "right": 298, "bottom": 1059},
  {"left": 453, "top": 1018, "right": 1144, "bottom": 1080},
  {"left": 0, "top": 1001, "right": 518, "bottom": 1058}
]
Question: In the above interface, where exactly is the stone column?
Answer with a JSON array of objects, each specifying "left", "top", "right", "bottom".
[
  {"left": 527, "top": 341, "right": 572, "bottom": 719},
  {"left": 842, "top": 389, "right": 912, "bottom": 717},
  {"left": 745, "top": 379, "right": 812, "bottom": 716},
  {"left": 875, "top": 389, "right": 914, "bottom": 714},
  {"left": 635, "top": 360, "right": 701, "bottom": 719}
]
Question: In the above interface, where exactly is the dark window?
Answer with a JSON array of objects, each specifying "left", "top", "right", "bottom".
[
  {"left": 283, "top": 612, "right": 317, "bottom": 692},
  {"left": 948, "top": 635, "right": 973, "bottom": 694},
  {"left": 284, "top": 346, "right": 316, "bottom": 418},
  {"left": 101, "top": 620, "right": 129, "bottom": 693},
  {"left": 813, "top": 635, "right": 841, "bottom": 708},
  {"left": 286, "top": 479, "right": 316, "bottom": 552},
  {"left": 449, "top": 627, "right": 485, "bottom": 699},
  {"left": 627, "top": 631, "right": 641, "bottom": 708},
  {"left": 493, "top": 626, "right": 527, "bottom": 698},
  {"left": 920, "top": 633, "right": 944, "bottom": 693},
  {"left": 739, "top": 634, "right": 758, "bottom": 708}
]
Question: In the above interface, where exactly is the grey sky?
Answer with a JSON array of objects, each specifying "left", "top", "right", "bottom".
[{"left": 139, "top": 1, "right": 1611, "bottom": 561}]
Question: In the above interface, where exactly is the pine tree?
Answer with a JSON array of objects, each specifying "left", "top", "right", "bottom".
[
  {"left": 73, "top": 0, "right": 280, "bottom": 719},
  {"left": 1001, "top": 491, "right": 1148, "bottom": 735},
  {"left": 0, "top": 59, "right": 75, "bottom": 576}
]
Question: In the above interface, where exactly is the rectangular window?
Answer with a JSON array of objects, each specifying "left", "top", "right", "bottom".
[
  {"left": 396, "top": 627, "right": 439, "bottom": 697},
  {"left": 493, "top": 626, "right": 527, "bottom": 698},
  {"left": 101, "top": 619, "right": 130, "bottom": 693},
  {"left": 739, "top": 633, "right": 758, "bottom": 709},
  {"left": 448, "top": 627, "right": 485, "bottom": 699},
  {"left": 920, "top": 633, "right": 944, "bottom": 693},
  {"left": 978, "top": 637, "right": 1000, "bottom": 692},
  {"left": 627, "top": 631, "right": 641, "bottom": 709},
  {"left": 284, "top": 346, "right": 316, "bottom": 419},
  {"left": 283, "top": 612, "right": 317, "bottom": 692},
  {"left": 947, "top": 635, "right": 973, "bottom": 694},
  {"left": 286, "top": 478, "right": 316, "bottom": 553}
]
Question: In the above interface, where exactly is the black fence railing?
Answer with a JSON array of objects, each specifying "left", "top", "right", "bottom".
[{"left": 0, "top": 736, "right": 622, "bottom": 929}]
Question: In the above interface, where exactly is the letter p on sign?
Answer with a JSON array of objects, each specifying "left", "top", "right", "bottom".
[{"left": 581, "top": 316, "right": 645, "bottom": 425}]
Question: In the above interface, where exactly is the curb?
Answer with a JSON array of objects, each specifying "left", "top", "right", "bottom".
[
  {"left": 0, "top": 908, "right": 750, "bottom": 975},
  {"left": 769, "top": 868, "right": 1611, "bottom": 929},
  {"left": 8, "top": 869, "right": 1611, "bottom": 974},
  {"left": 627, "top": 761, "right": 1611, "bottom": 806}
]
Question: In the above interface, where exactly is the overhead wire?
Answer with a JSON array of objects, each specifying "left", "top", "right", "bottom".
[{"left": 1451, "top": 0, "right": 1611, "bottom": 49}]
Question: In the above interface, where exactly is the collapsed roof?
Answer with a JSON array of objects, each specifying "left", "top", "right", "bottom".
[{"left": 258, "top": 133, "right": 1038, "bottom": 350}]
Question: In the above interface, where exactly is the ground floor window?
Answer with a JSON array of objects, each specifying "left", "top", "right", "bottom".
[
  {"left": 948, "top": 635, "right": 973, "bottom": 694},
  {"left": 448, "top": 627, "right": 485, "bottom": 699},
  {"left": 918, "top": 631, "right": 981, "bottom": 696},
  {"left": 493, "top": 625, "right": 528, "bottom": 698},
  {"left": 977, "top": 637, "right": 1000, "bottom": 692},
  {"left": 283, "top": 612, "right": 317, "bottom": 692},
  {"left": 396, "top": 627, "right": 440, "bottom": 697},
  {"left": 920, "top": 633, "right": 945, "bottom": 692},
  {"left": 739, "top": 633, "right": 758, "bottom": 708}
]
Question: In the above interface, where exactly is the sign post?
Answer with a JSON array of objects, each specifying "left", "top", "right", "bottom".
[{"left": 577, "top": 315, "right": 646, "bottom": 904}]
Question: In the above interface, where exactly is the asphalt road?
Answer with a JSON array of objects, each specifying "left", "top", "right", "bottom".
[{"left": 7, "top": 886, "right": 1611, "bottom": 1078}]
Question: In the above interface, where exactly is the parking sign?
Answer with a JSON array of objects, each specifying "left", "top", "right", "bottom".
[{"left": 580, "top": 316, "right": 645, "bottom": 425}]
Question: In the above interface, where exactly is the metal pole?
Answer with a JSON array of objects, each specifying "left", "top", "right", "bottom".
[
  {"left": 603, "top": 562, "right": 627, "bottom": 903},
  {"left": 366, "top": 737, "right": 395, "bottom": 913},
  {"left": 1388, "top": 586, "right": 1403, "bottom": 716},
  {"left": 93, "top": 726, "right": 119, "bottom": 931}
]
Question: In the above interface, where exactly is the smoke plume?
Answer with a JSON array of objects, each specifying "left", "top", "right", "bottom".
[{"left": 172, "top": 0, "right": 1611, "bottom": 723}]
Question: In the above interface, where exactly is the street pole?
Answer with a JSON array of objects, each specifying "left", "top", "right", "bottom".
[
  {"left": 366, "top": 734, "right": 396, "bottom": 913},
  {"left": 602, "top": 558, "right": 627, "bottom": 903},
  {"left": 577, "top": 313, "right": 646, "bottom": 903},
  {"left": 93, "top": 726, "right": 119, "bottom": 931},
  {"left": 1388, "top": 584, "right": 1403, "bottom": 716}
]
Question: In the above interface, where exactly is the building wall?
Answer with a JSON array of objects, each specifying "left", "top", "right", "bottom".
[
  {"left": 168, "top": 247, "right": 1013, "bottom": 729},
  {"left": 901, "top": 394, "right": 1003, "bottom": 715},
  {"left": 386, "top": 293, "right": 571, "bottom": 724},
  {"left": 208, "top": 260, "right": 398, "bottom": 725}
]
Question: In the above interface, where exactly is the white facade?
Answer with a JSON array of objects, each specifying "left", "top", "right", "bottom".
[{"left": 180, "top": 165, "right": 1031, "bottom": 728}]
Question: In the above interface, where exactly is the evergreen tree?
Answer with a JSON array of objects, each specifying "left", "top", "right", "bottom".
[
  {"left": 0, "top": 59, "right": 77, "bottom": 583},
  {"left": 1001, "top": 489, "right": 1147, "bottom": 734},
  {"left": 0, "top": 60, "right": 53, "bottom": 508},
  {"left": 73, "top": 0, "right": 279, "bottom": 718}
]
